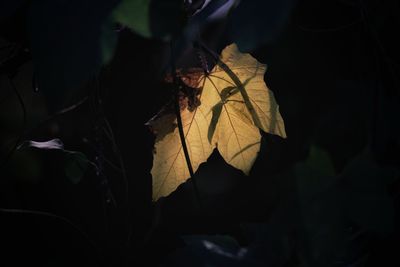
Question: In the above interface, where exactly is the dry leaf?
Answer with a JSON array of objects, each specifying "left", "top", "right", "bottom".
[{"left": 148, "top": 43, "right": 286, "bottom": 200}]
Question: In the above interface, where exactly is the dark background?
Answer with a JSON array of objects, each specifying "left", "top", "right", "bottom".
[{"left": 1, "top": 0, "right": 399, "bottom": 266}]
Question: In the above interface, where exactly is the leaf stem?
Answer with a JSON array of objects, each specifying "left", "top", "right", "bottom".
[{"left": 170, "top": 42, "right": 203, "bottom": 209}]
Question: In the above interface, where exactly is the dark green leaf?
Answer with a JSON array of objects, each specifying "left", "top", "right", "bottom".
[
  {"left": 114, "top": 0, "right": 184, "bottom": 40},
  {"left": 113, "top": 0, "right": 151, "bottom": 37}
]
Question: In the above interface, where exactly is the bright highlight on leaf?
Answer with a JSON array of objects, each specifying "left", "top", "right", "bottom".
[{"left": 147, "top": 43, "right": 287, "bottom": 200}]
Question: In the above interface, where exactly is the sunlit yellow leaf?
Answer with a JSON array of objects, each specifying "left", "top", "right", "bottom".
[
  {"left": 202, "top": 43, "right": 286, "bottom": 173},
  {"left": 211, "top": 43, "right": 287, "bottom": 138},
  {"left": 148, "top": 43, "right": 286, "bottom": 200},
  {"left": 147, "top": 73, "right": 215, "bottom": 200}
]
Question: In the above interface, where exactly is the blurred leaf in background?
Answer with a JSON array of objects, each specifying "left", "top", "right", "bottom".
[{"left": 114, "top": 0, "right": 185, "bottom": 40}]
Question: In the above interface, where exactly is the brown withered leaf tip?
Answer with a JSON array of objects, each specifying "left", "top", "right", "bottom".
[
  {"left": 146, "top": 68, "right": 205, "bottom": 137},
  {"left": 164, "top": 67, "right": 205, "bottom": 88},
  {"left": 164, "top": 68, "right": 205, "bottom": 112}
]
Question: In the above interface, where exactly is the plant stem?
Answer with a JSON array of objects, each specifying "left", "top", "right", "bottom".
[{"left": 170, "top": 43, "right": 203, "bottom": 210}]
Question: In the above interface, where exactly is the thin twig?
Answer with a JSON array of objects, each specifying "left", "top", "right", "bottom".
[
  {"left": 102, "top": 155, "right": 123, "bottom": 173},
  {"left": 90, "top": 74, "right": 132, "bottom": 245},
  {"left": 25, "top": 96, "right": 89, "bottom": 137},
  {"left": 98, "top": 74, "right": 131, "bottom": 244},
  {"left": 102, "top": 118, "right": 129, "bottom": 209}
]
